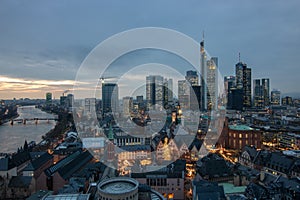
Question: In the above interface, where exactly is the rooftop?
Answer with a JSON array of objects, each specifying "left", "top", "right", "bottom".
[
  {"left": 98, "top": 177, "right": 139, "bottom": 195},
  {"left": 219, "top": 183, "right": 246, "bottom": 194},
  {"left": 229, "top": 125, "right": 253, "bottom": 131}
]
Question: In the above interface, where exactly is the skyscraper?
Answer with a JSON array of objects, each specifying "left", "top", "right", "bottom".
[
  {"left": 207, "top": 57, "right": 218, "bottom": 110},
  {"left": 186, "top": 70, "right": 199, "bottom": 86},
  {"left": 235, "top": 62, "right": 245, "bottom": 89},
  {"left": 163, "top": 78, "right": 173, "bottom": 106},
  {"left": 178, "top": 80, "right": 190, "bottom": 109},
  {"left": 190, "top": 85, "right": 201, "bottom": 110},
  {"left": 123, "top": 96, "right": 133, "bottom": 117},
  {"left": 84, "top": 98, "right": 96, "bottom": 116},
  {"left": 102, "top": 83, "right": 119, "bottom": 113},
  {"left": 224, "top": 76, "right": 236, "bottom": 105},
  {"left": 253, "top": 79, "right": 263, "bottom": 108},
  {"left": 243, "top": 66, "right": 252, "bottom": 108},
  {"left": 235, "top": 60, "right": 251, "bottom": 108},
  {"left": 146, "top": 75, "right": 163, "bottom": 109},
  {"left": 262, "top": 78, "right": 270, "bottom": 106},
  {"left": 200, "top": 39, "right": 207, "bottom": 111},
  {"left": 271, "top": 90, "right": 281, "bottom": 105},
  {"left": 46, "top": 92, "right": 52, "bottom": 104}
]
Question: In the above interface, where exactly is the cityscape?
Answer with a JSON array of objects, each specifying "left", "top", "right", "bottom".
[{"left": 1, "top": 1, "right": 300, "bottom": 200}]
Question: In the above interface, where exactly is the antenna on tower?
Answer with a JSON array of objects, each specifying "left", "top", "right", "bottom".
[
  {"left": 238, "top": 52, "right": 241, "bottom": 62},
  {"left": 202, "top": 30, "right": 205, "bottom": 41}
]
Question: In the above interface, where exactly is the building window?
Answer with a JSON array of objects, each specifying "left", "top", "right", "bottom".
[{"left": 239, "top": 134, "right": 242, "bottom": 138}]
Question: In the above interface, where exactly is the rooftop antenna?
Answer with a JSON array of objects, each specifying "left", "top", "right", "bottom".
[{"left": 238, "top": 52, "right": 241, "bottom": 62}]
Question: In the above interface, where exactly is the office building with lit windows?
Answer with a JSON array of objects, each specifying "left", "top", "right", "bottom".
[
  {"left": 227, "top": 125, "right": 261, "bottom": 150},
  {"left": 271, "top": 90, "right": 281, "bottom": 105},
  {"left": 146, "top": 75, "right": 164, "bottom": 109},
  {"left": 207, "top": 57, "right": 218, "bottom": 110},
  {"left": 102, "top": 83, "right": 119, "bottom": 113}
]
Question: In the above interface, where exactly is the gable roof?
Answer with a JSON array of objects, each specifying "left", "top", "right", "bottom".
[
  {"left": 24, "top": 152, "right": 53, "bottom": 171},
  {"left": 8, "top": 176, "right": 32, "bottom": 188},
  {"left": 57, "top": 151, "right": 93, "bottom": 180}
]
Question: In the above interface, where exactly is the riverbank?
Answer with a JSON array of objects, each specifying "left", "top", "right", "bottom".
[
  {"left": 0, "top": 105, "right": 19, "bottom": 125},
  {"left": 0, "top": 106, "right": 56, "bottom": 153}
]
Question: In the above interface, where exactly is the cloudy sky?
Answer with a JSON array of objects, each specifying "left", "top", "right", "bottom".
[{"left": 0, "top": 0, "right": 300, "bottom": 99}]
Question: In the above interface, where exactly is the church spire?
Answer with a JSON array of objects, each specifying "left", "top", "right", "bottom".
[{"left": 108, "top": 123, "right": 114, "bottom": 140}]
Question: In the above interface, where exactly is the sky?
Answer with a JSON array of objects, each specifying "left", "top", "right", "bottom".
[{"left": 0, "top": 0, "right": 300, "bottom": 99}]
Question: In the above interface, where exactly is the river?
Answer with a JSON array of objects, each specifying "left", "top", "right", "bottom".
[{"left": 0, "top": 106, "right": 56, "bottom": 153}]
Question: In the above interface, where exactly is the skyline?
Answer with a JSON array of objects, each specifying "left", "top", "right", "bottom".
[{"left": 1, "top": 0, "right": 300, "bottom": 99}]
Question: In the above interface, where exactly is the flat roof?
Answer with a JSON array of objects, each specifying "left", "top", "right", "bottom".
[
  {"left": 229, "top": 125, "right": 253, "bottom": 131},
  {"left": 219, "top": 183, "right": 246, "bottom": 194},
  {"left": 98, "top": 177, "right": 139, "bottom": 195}
]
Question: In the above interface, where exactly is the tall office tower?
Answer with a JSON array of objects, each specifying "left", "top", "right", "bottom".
[
  {"left": 167, "top": 79, "right": 173, "bottom": 103},
  {"left": 235, "top": 62, "right": 245, "bottom": 89},
  {"left": 271, "top": 90, "right": 281, "bottom": 105},
  {"left": 122, "top": 96, "right": 133, "bottom": 117},
  {"left": 236, "top": 60, "right": 252, "bottom": 108},
  {"left": 228, "top": 88, "right": 244, "bottom": 111},
  {"left": 186, "top": 70, "right": 199, "bottom": 86},
  {"left": 162, "top": 78, "right": 173, "bottom": 106},
  {"left": 207, "top": 57, "right": 218, "bottom": 110},
  {"left": 102, "top": 83, "right": 119, "bottom": 113},
  {"left": 224, "top": 76, "right": 236, "bottom": 101},
  {"left": 46, "top": 92, "right": 52, "bottom": 104},
  {"left": 146, "top": 75, "right": 164, "bottom": 109},
  {"left": 178, "top": 80, "right": 190, "bottom": 109},
  {"left": 200, "top": 39, "right": 207, "bottom": 111},
  {"left": 84, "top": 98, "right": 96, "bottom": 116},
  {"left": 253, "top": 79, "right": 263, "bottom": 108},
  {"left": 262, "top": 78, "right": 270, "bottom": 106},
  {"left": 243, "top": 67, "right": 252, "bottom": 108},
  {"left": 282, "top": 96, "right": 293, "bottom": 106},
  {"left": 190, "top": 85, "right": 201, "bottom": 110},
  {"left": 66, "top": 94, "right": 74, "bottom": 111}
]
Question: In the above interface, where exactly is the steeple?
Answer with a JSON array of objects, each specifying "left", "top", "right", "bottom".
[{"left": 108, "top": 123, "right": 114, "bottom": 140}]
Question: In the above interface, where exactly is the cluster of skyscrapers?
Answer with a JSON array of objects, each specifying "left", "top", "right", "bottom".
[{"left": 225, "top": 57, "right": 281, "bottom": 110}]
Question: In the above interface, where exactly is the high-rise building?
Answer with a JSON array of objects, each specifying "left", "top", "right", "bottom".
[
  {"left": 84, "top": 98, "right": 96, "bottom": 116},
  {"left": 46, "top": 92, "right": 52, "bottom": 104},
  {"left": 163, "top": 78, "right": 173, "bottom": 106},
  {"left": 234, "top": 60, "right": 252, "bottom": 108},
  {"left": 186, "top": 70, "right": 199, "bottom": 86},
  {"left": 178, "top": 80, "right": 190, "bottom": 109},
  {"left": 102, "top": 83, "right": 119, "bottom": 113},
  {"left": 146, "top": 75, "right": 163, "bottom": 109},
  {"left": 190, "top": 85, "right": 201, "bottom": 110},
  {"left": 200, "top": 39, "right": 207, "bottom": 111},
  {"left": 207, "top": 57, "right": 218, "bottom": 110},
  {"left": 228, "top": 88, "right": 243, "bottom": 111},
  {"left": 242, "top": 65, "right": 252, "bottom": 108},
  {"left": 253, "top": 79, "right": 263, "bottom": 108},
  {"left": 262, "top": 78, "right": 270, "bottom": 106},
  {"left": 282, "top": 96, "right": 293, "bottom": 106},
  {"left": 224, "top": 76, "right": 236, "bottom": 105},
  {"left": 253, "top": 78, "right": 270, "bottom": 108},
  {"left": 122, "top": 96, "right": 133, "bottom": 117},
  {"left": 235, "top": 62, "right": 245, "bottom": 90},
  {"left": 167, "top": 78, "right": 173, "bottom": 103},
  {"left": 271, "top": 90, "right": 281, "bottom": 105}
]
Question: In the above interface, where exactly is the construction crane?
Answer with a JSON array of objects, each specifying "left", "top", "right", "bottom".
[
  {"left": 62, "top": 90, "right": 69, "bottom": 97},
  {"left": 99, "top": 76, "right": 117, "bottom": 84}
]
